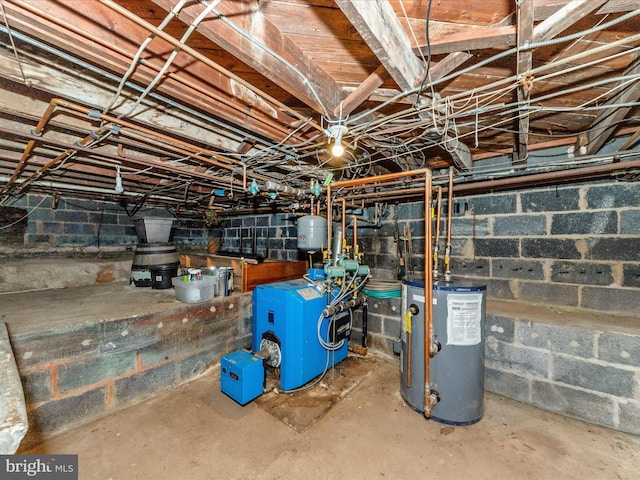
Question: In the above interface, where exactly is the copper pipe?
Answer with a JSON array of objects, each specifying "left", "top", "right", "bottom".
[
  {"left": 433, "top": 186, "right": 443, "bottom": 278},
  {"left": 7, "top": 98, "right": 61, "bottom": 185},
  {"left": 351, "top": 215, "right": 358, "bottom": 257},
  {"left": 8, "top": 0, "right": 300, "bottom": 143},
  {"left": 331, "top": 168, "right": 431, "bottom": 189},
  {"left": 423, "top": 172, "right": 434, "bottom": 417},
  {"left": 446, "top": 168, "right": 454, "bottom": 244},
  {"left": 334, "top": 174, "right": 449, "bottom": 193},
  {"left": 444, "top": 167, "right": 454, "bottom": 281},
  {"left": 12, "top": 123, "right": 114, "bottom": 194},
  {"left": 329, "top": 167, "right": 434, "bottom": 417},
  {"left": 434, "top": 187, "right": 443, "bottom": 245},
  {"left": 341, "top": 198, "right": 347, "bottom": 254},
  {"left": 53, "top": 99, "right": 248, "bottom": 190},
  {"left": 115, "top": 144, "right": 235, "bottom": 184},
  {"left": 0, "top": 126, "right": 231, "bottom": 187},
  {"left": 326, "top": 183, "right": 332, "bottom": 260},
  {"left": 407, "top": 328, "right": 412, "bottom": 388},
  {"left": 452, "top": 164, "right": 634, "bottom": 194}
]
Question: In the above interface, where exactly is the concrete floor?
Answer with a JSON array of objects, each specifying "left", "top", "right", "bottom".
[{"left": 24, "top": 354, "right": 640, "bottom": 480}]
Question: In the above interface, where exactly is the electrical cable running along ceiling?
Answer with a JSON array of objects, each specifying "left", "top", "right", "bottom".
[{"left": 0, "top": 0, "right": 639, "bottom": 215}]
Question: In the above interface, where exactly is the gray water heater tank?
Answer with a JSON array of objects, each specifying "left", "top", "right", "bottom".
[
  {"left": 297, "top": 215, "right": 327, "bottom": 252},
  {"left": 401, "top": 279, "right": 486, "bottom": 425}
]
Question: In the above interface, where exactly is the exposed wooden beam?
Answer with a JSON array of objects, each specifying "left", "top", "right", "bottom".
[
  {"left": 334, "top": 0, "right": 425, "bottom": 92},
  {"left": 532, "top": 0, "right": 610, "bottom": 43},
  {"left": 582, "top": 51, "right": 640, "bottom": 155},
  {"left": 415, "top": 26, "right": 516, "bottom": 56},
  {"left": 337, "top": 66, "right": 390, "bottom": 117},
  {"left": 4, "top": 0, "right": 298, "bottom": 144},
  {"left": 534, "top": 0, "right": 638, "bottom": 18},
  {"left": 151, "top": 0, "right": 343, "bottom": 117},
  {"left": 428, "top": 53, "right": 474, "bottom": 82},
  {"left": 414, "top": 0, "right": 612, "bottom": 55},
  {"left": 336, "top": 0, "right": 472, "bottom": 170},
  {"left": 515, "top": 0, "right": 534, "bottom": 163}
]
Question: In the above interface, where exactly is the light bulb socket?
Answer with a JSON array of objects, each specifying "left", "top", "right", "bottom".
[
  {"left": 114, "top": 165, "right": 124, "bottom": 193},
  {"left": 328, "top": 124, "right": 348, "bottom": 157}
]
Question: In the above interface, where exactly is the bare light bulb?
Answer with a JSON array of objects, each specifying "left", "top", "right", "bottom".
[
  {"left": 114, "top": 165, "right": 124, "bottom": 193},
  {"left": 331, "top": 139, "right": 344, "bottom": 157},
  {"left": 329, "top": 124, "right": 347, "bottom": 157}
]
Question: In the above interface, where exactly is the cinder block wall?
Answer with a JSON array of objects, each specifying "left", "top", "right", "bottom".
[
  {"left": 485, "top": 309, "right": 640, "bottom": 435},
  {"left": 216, "top": 179, "right": 640, "bottom": 351},
  {"left": 218, "top": 213, "right": 304, "bottom": 261},
  {"left": 448, "top": 181, "right": 640, "bottom": 314},
  {"left": 9, "top": 294, "right": 251, "bottom": 450},
  {"left": 354, "top": 180, "right": 640, "bottom": 315},
  {"left": 0, "top": 194, "right": 216, "bottom": 250}
]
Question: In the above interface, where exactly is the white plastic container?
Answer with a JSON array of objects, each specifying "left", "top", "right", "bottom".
[{"left": 172, "top": 276, "right": 216, "bottom": 303}]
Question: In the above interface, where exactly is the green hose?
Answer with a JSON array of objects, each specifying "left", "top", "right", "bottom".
[{"left": 362, "top": 279, "right": 402, "bottom": 299}]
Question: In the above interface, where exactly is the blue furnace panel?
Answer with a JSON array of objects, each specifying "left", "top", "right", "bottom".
[
  {"left": 252, "top": 280, "right": 348, "bottom": 391},
  {"left": 220, "top": 350, "right": 264, "bottom": 405}
]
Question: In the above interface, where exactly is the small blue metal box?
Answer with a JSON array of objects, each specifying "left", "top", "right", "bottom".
[{"left": 220, "top": 350, "right": 264, "bottom": 405}]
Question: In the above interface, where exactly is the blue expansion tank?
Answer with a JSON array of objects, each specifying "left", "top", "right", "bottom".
[{"left": 252, "top": 280, "right": 349, "bottom": 391}]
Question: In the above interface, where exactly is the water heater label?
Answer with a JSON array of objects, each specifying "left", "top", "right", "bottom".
[{"left": 446, "top": 293, "right": 483, "bottom": 346}]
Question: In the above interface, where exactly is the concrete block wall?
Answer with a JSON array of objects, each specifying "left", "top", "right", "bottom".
[
  {"left": 219, "top": 213, "right": 303, "bottom": 261},
  {"left": 353, "top": 180, "right": 640, "bottom": 316},
  {"left": 450, "top": 181, "right": 640, "bottom": 315},
  {"left": 0, "top": 193, "right": 215, "bottom": 251},
  {"left": 485, "top": 309, "right": 640, "bottom": 435},
  {"left": 8, "top": 294, "right": 251, "bottom": 450}
]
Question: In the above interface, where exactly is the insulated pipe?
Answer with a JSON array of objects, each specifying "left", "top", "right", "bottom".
[{"left": 263, "top": 181, "right": 305, "bottom": 197}]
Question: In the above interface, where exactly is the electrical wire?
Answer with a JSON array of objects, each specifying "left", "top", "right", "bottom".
[
  {"left": 414, "top": 0, "right": 433, "bottom": 106},
  {"left": 120, "top": 0, "right": 221, "bottom": 119},
  {"left": 0, "top": 0, "right": 26, "bottom": 84},
  {"left": 210, "top": 2, "right": 330, "bottom": 118},
  {"left": 103, "top": 0, "right": 188, "bottom": 115}
]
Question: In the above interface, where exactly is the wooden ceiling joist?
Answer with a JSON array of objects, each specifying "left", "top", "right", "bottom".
[
  {"left": 335, "top": 0, "right": 472, "bottom": 170},
  {"left": 581, "top": 51, "right": 640, "bottom": 155},
  {"left": 515, "top": 0, "right": 534, "bottom": 163},
  {"left": 151, "top": 0, "right": 343, "bottom": 117}
]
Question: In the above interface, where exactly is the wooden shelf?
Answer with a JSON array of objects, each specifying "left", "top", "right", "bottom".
[{"left": 180, "top": 253, "right": 307, "bottom": 292}]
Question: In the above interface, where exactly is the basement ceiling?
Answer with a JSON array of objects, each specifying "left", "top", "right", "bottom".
[{"left": 0, "top": 0, "right": 639, "bottom": 215}]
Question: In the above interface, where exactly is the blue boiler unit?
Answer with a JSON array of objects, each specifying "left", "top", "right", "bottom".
[
  {"left": 220, "top": 278, "right": 354, "bottom": 405},
  {"left": 252, "top": 280, "right": 349, "bottom": 391}
]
